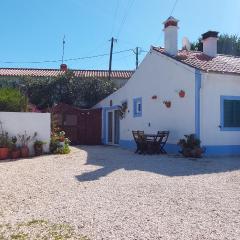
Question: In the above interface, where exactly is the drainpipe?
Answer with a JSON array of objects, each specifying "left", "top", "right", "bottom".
[{"left": 195, "top": 69, "right": 202, "bottom": 139}]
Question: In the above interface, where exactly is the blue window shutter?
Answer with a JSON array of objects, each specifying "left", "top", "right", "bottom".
[{"left": 224, "top": 99, "right": 240, "bottom": 127}]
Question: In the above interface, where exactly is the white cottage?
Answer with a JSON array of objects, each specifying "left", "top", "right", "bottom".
[{"left": 95, "top": 17, "right": 240, "bottom": 155}]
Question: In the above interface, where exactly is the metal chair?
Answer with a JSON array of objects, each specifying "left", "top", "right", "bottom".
[{"left": 157, "top": 131, "right": 170, "bottom": 154}]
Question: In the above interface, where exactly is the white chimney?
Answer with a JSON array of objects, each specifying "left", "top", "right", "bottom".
[
  {"left": 201, "top": 31, "right": 219, "bottom": 57},
  {"left": 163, "top": 16, "right": 179, "bottom": 56}
]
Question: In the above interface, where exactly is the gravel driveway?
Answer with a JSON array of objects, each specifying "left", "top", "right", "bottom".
[{"left": 0, "top": 146, "right": 240, "bottom": 240}]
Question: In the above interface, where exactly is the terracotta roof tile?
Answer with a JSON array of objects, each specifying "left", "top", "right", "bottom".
[
  {"left": 153, "top": 47, "right": 240, "bottom": 75},
  {"left": 0, "top": 68, "right": 134, "bottom": 79}
]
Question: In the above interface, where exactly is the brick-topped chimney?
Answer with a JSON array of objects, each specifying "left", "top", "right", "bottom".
[
  {"left": 163, "top": 16, "right": 179, "bottom": 56},
  {"left": 202, "top": 31, "right": 219, "bottom": 57},
  {"left": 60, "top": 64, "right": 68, "bottom": 71}
]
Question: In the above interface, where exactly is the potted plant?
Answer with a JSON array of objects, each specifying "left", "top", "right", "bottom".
[
  {"left": 10, "top": 136, "right": 21, "bottom": 159},
  {"left": 179, "top": 90, "right": 185, "bottom": 98},
  {"left": 18, "top": 131, "right": 37, "bottom": 158},
  {"left": 0, "top": 122, "right": 10, "bottom": 160},
  {"left": 34, "top": 140, "right": 46, "bottom": 156},
  {"left": 58, "top": 131, "right": 65, "bottom": 145},
  {"left": 178, "top": 134, "right": 205, "bottom": 158},
  {"left": 0, "top": 132, "right": 10, "bottom": 160},
  {"left": 119, "top": 101, "right": 128, "bottom": 119},
  {"left": 163, "top": 101, "right": 171, "bottom": 108}
]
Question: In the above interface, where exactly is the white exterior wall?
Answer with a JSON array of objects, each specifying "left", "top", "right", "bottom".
[
  {"left": 201, "top": 72, "right": 240, "bottom": 146},
  {"left": 96, "top": 49, "right": 196, "bottom": 147},
  {"left": 0, "top": 112, "right": 51, "bottom": 154}
]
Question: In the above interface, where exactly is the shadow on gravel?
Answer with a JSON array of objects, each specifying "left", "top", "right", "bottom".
[{"left": 75, "top": 145, "right": 240, "bottom": 181}]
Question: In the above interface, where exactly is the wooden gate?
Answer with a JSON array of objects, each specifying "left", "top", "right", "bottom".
[{"left": 52, "top": 103, "right": 102, "bottom": 145}]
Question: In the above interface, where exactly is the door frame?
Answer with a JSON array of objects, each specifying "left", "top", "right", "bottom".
[{"left": 104, "top": 106, "right": 120, "bottom": 145}]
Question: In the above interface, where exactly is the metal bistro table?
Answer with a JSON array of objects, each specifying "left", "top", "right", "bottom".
[{"left": 143, "top": 132, "right": 169, "bottom": 154}]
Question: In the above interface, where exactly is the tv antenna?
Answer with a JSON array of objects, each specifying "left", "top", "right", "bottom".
[{"left": 62, "top": 35, "right": 66, "bottom": 64}]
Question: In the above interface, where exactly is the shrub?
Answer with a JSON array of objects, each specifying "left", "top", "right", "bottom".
[
  {"left": 178, "top": 134, "right": 205, "bottom": 158},
  {"left": 0, "top": 88, "right": 28, "bottom": 112}
]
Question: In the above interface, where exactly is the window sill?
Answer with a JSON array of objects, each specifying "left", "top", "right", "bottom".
[{"left": 220, "top": 127, "right": 240, "bottom": 131}]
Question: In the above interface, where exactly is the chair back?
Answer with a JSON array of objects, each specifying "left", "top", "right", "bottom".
[
  {"left": 132, "top": 130, "right": 145, "bottom": 143},
  {"left": 157, "top": 131, "right": 169, "bottom": 144}
]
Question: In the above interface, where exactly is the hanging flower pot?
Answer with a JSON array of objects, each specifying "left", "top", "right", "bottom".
[
  {"left": 179, "top": 90, "right": 185, "bottom": 98},
  {"left": 152, "top": 95, "right": 157, "bottom": 100},
  {"left": 163, "top": 101, "right": 171, "bottom": 108}
]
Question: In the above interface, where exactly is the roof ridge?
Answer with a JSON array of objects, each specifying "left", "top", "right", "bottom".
[{"left": 0, "top": 67, "right": 134, "bottom": 72}]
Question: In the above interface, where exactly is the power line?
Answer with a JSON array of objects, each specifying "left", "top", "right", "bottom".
[
  {"left": 0, "top": 48, "right": 135, "bottom": 64},
  {"left": 110, "top": 0, "right": 120, "bottom": 37},
  {"left": 154, "top": 0, "right": 179, "bottom": 45},
  {"left": 116, "top": 0, "right": 135, "bottom": 38},
  {"left": 170, "top": 0, "right": 178, "bottom": 16}
]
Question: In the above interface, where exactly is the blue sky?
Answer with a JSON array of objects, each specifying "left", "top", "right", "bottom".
[{"left": 0, "top": 0, "right": 240, "bottom": 70}]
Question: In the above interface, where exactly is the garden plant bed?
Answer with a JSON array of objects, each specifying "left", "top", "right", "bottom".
[{"left": 0, "top": 146, "right": 240, "bottom": 240}]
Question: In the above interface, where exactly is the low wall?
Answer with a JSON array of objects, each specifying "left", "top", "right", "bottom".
[{"left": 0, "top": 112, "right": 51, "bottom": 154}]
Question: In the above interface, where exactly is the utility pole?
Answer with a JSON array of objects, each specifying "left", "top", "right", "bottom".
[
  {"left": 136, "top": 47, "right": 139, "bottom": 69},
  {"left": 108, "top": 37, "right": 117, "bottom": 80},
  {"left": 133, "top": 47, "right": 140, "bottom": 69}
]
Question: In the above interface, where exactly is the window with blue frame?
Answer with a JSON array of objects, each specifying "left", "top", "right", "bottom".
[
  {"left": 221, "top": 96, "right": 240, "bottom": 130},
  {"left": 133, "top": 97, "right": 142, "bottom": 117}
]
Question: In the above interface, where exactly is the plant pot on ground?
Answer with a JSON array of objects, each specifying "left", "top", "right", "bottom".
[
  {"left": 34, "top": 140, "right": 46, "bottom": 156},
  {"left": 0, "top": 122, "right": 10, "bottom": 160},
  {"left": 10, "top": 136, "right": 21, "bottom": 159},
  {"left": 18, "top": 131, "right": 37, "bottom": 158},
  {"left": 178, "top": 134, "right": 205, "bottom": 158},
  {"left": 21, "top": 146, "right": 29, "bottom": 158}
]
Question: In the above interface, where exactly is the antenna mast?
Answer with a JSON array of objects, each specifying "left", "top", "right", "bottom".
[{"left": 62, "top": 35, "right": 66, "bottom": 64}]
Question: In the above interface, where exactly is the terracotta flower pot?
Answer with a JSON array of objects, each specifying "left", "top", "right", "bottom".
[
  {"left": 0, "top": 148, "right": 9, "bottom": 160},
  {"left": 11, "top": 149, "right": 21, "bottom": 159},
  {"left": 163, "top": 101, "right": 171, "bottom": 108},
  {"left": 21, "top": 146, "right": 29, "bottom": 158},
  {"left": 34, "top": 145, "right": 43, "bottom": 156},
  {"left": 179, "top": 90, "right": 185, "bottom": 98}
]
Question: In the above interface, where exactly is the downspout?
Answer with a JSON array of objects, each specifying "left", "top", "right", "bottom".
[{"left": 195, "top": 69, "right": 202, "bottom": 138}]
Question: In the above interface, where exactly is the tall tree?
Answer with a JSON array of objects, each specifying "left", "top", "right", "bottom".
[{"left": 191, "top": 34, "right": 240, "bottom": 56}]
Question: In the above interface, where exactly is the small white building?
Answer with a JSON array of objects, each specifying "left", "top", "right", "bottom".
[{"left": 95, "top": 17, "right": 240, "bottom": 155}]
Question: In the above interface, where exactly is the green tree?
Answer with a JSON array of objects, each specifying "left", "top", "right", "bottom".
[
  {"left": 191, "top": 34, "right": 240, "bottom": 56},
  {"left": 22, "top": 71, "right": 116, "bottom": 109},
  {"left": 0, "top": 88, "right": 28, "bottom": 112}
]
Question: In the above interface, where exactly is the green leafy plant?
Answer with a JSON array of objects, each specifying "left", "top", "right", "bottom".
[
  {"left": 55, "top": 143, "right": 70, "bottom": 154},
  {"left": 10, "top": 136, "right": 18, "bottom": 150},
  {"left": 0, "top": 88, "right": 28, "bottom": 112},
  {"left": 21, "top": 71, "right": 116, "bottom": 110},
  {"left": 0, "top": 121, "right": 10, "bottom": 148},
  {"left": 178, "top": 134, "right": 204, "bottom": 158},
  {"left": 18, "top": 131, "right": 37, "bottom": 147}
]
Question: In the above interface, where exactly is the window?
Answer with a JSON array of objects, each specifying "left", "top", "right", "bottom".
[
  {"left": 133, "top": 97, "right": 142, "bottom": 117},
  {"left": 221, "top": 96, "right": 240, "bottom": 130}
]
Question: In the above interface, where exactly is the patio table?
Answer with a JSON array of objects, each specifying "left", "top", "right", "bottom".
[{"left": 144, "top": 132, "right": 169, "bottom": 154}]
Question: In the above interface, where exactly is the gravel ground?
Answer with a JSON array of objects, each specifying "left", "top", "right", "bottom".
[{"left": 0, "top": 146, "right": 240, "bottom": 240}]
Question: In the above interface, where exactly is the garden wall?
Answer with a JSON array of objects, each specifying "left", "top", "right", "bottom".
[{"left": 0, "top": 112, "right": 51, "bottom": 154}]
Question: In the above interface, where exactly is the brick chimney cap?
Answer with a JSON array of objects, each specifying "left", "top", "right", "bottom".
[
  {"left": 60, "top": 64, "right": 68, "bottom": 71},
  {"left": 163, "top": 16, "right": 179, "bottom": 28}
]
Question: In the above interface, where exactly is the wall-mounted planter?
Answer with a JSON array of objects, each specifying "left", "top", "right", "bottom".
[
  {"left": 179, "top": 90, "right": 185, "bottom": 98},
  {"left": 163, "top": 101, "right": 171, "bottom": 108},
  {"left": 152, "top": 95, "right": 157, "bottom": 100}
]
